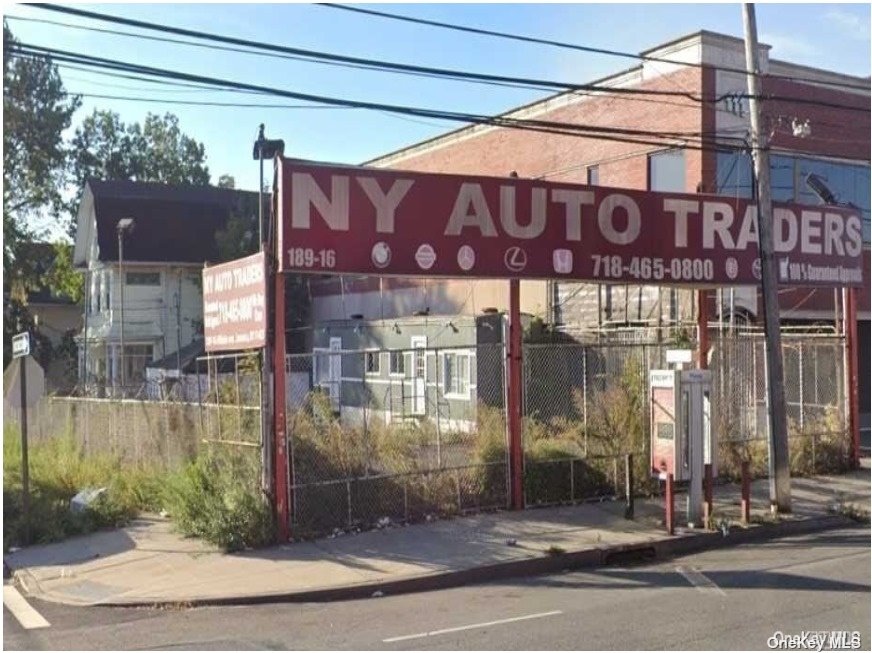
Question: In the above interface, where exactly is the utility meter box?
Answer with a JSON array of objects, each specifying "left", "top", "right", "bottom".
[{"left": 649, "top": 369, "right": 716, "bottom": 481}]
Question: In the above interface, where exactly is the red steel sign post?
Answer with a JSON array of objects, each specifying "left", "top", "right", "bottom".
[{"left": 276, "top": 159, "right": 864, "bottom": 286}]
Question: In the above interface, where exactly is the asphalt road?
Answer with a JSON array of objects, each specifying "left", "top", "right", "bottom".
[{"left": 5, "top": 526, "right": 870, "bottom": 651}]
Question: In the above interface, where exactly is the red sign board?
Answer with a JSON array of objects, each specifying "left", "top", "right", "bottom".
[
  {"left": 276, "top": 159, "right": 864, "bottom": 287},
  {"left": 203, "top": 252, "right": 266, "bottom": 352}
]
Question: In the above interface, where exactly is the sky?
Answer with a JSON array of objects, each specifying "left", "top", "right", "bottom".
[{"left": 5, "top": 2, "right": 871, "bottom": 202}]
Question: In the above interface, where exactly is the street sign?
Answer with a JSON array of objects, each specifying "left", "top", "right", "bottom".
[
  {"left": 276, "top": 158, "right": 865, "bottom": 287},
  {"left": 12, "top": 332, "right": 30, "bottom": 359}
]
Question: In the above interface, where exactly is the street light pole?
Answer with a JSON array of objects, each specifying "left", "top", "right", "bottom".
[
  {"left": 252, "top": 125, "right": 285, "bottom": 509},
  {"left": 117, "top": 218, "right": 135, "bottom": 395},
  {"left": 742, "top": 3, "right": 791, "bottom": 512},
  {"left": 118, "top": 228, "right": 125, "bottom": 393}
]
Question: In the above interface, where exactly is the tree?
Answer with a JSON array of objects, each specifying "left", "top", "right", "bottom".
[
  {"left": 217, "top": 174, "right": 235, "bottom": 189},
  {"left": 68, "top": 110, "right": 211, "bottom": 234},
  {"left": 51, "top": 110, "right": 211, "bottom": 309},
  {"left": 42, "top": 242, "right": 84, "bottom": 304},
  {"left": 3, "top": 22, "right": 80, "bottom": 298},
  {"left": 3, "top": 23, "right": 80, "bottom": 369}
]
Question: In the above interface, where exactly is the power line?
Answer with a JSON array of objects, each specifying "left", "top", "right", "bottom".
[
  {"left": 28, "top": 3, "right": 869, "bottom": 113},
  {"left": 14, "top": 44, "right": 862, "bottom": 164},
  {"left": 9, "top": 44, "right": 732, "bottom": 153},
  {"left": 22, "top": 5, "right": 708, "bottom": 100},
  {"left": 321, "top": 3, "right": 872, "bottom": 94},
  {"left": 63, "top": 90, "right": 360, "bottom": 109},
  {"left": 5, "top": 14, "right": 553, "bottom": 95},
  {"left": 56, "top": 61, "right": 271, "bottom": 95}
]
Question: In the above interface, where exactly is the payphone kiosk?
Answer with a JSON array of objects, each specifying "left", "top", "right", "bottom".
[{"left": 649, "top": 369, "right": 715, "bottom": 525}]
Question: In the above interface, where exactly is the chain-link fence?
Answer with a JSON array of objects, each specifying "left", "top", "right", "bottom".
[
  {"left": 8, "top": 330, "right": 852, "bottom": 535},
  {"left": 11, "top": 393, "right": 200, "bottom": 469},
  {"left": 521, "top": 331, "right": 851, "bottom": 496},
  {"left": 522, "top": 341, "right": 669, "bottom": 506},
  {"left": 6, "top": 351, "right": 264, "bottom": 470},
  {"left": 710, "top": 332, "right": 849, "bottom": 479},
  {"left": 285, "top": 344, "right": 509, "bottom": 537}
]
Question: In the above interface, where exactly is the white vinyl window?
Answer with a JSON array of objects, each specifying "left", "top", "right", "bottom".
[
  {"left": 442, "top": 351, "right": 472, "bottom": 398},
  {"left": 126, "top": 271, "right": 161, "bottom": 286},
  {"left": 122, "top": 344, "right": 153, "bottom": 384},
  {"left": 365, "top": 350, "right": 381, "bottom": 375},
  {"left": 389, "top": 350, "right": 410, "bottom": 377}
]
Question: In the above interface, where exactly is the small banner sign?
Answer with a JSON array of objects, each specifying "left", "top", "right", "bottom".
[{"left": 203, "top": 252, "right": 267, "bottom": 352}]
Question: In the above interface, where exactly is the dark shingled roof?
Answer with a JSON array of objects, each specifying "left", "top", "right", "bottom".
[{"left": 88, "top": 179, "right": 260, "bottom": 264}]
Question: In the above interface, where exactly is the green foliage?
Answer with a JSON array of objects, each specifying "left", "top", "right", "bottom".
[
  {"left": 69, "top": 110, "right": 210, "bottom": 188},
  {"left": 214, "top": 213, "right": 259, "bottom": 262},
  {"left": 717, "top": 408, "right": 851, "bottom": 482},
  {"left": 67, "top": 109, "right": 210, "bottom": 238},
  {"left": 41, "top": 242, "right": 84, "bottom": 304},
  {"left": 3, "top": 424, "right": 165, "bottom": 550},
  {"left": 3, "top": 23, "right": 81, "bottom": 274},
  {"left": 579, "top": 358, "right": 653, "bottom": 492},
  {"left": 162, "top": 445, "right": 274, "bottom": 552},
  {"left": 3, "top": 24, "right": 80, "bottom": 366}
]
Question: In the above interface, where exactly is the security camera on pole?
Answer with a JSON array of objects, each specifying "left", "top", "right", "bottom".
[{"left": 742, "top": 3, "right": 791, "bottom": 513}]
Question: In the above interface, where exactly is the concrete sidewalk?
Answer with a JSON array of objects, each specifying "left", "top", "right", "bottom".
[{"left": 7, "top": 471, "right": 869, "bottom": 607}]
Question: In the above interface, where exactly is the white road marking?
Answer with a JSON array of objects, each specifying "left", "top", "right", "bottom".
[
  {"left": 675, "top": 566, "right": 726, "bottom": 596},
  {"left": 383, "top": 610, "right": 563, "bottom": 643},
  {"left": 3, "top": 585, "right": 50, "bottom": 629}
]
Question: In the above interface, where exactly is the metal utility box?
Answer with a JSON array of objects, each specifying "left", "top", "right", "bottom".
[{"left": 649, "top": 369, "right": 715, "bottom": 482}]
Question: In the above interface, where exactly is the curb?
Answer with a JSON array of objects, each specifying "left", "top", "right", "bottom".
[{"left": 56, "top": 513, "right": 856, "bottom": 609}]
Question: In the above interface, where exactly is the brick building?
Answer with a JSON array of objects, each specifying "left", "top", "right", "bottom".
[{"left": 307, "top": 30, "right": 870, "bottom": 427}]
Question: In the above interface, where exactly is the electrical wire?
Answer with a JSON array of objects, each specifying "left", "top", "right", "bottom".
[
  {"left": 5, "top": 14, "right": 557, "bottom": 95},
  {"left": 321, "top": 3, "right": 872, "bottom": 94},
  {"left": 63, "top": 90, "right": 360, "bottom": 109},
  {"left": 19, "top": 7, "right": 715, "bottom": 100},
  {"left": 24, "top": 14, "right": 849, "bottom": 133},
  {"left": 10, "top": 44, "right": 739, "bottom": 154},
  {"left": 13, "top": 45, "right": 867, "bottom": 167},
  {"left": 26, "top": 4, "right": 870, "bottom": 113}
]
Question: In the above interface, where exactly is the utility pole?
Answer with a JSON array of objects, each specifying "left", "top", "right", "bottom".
[{"left": 742, "top": 3, "right": 791, "bottom": 512}]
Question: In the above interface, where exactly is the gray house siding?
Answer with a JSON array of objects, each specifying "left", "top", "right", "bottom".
[{"left": 309, "top": 314, "right": 506, "bottom": 429}]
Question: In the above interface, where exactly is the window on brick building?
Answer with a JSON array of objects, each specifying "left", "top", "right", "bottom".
[
  {"left": 716, "top": 152, "right": 870, "bottom": 243},
  {"left": 648, "top": 150, "right": 686, "bottom": 192},
  {"left": 587, "top": 165, "right": 599, "bottom": 185},
  {"left": 649, "top": 150, "right": 686, "bottom": 324}
]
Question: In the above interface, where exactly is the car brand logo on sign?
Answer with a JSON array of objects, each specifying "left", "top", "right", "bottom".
[
  {"left": 553, "top": 249, "right": 573, "bottom": 274},
  {"left": 457, "top": 245, "right": 476, "bottom": 271},
  {"left": 752, "top": 258, "right": 762, "bottom": 280},
  {"left": 504, "top": 246, "right": 527, "bottom": 272},
  {"left": 415, "top": 244, "right": 437, "bottom": 270},
  {"left": 12, "top": 332, "right": 29, "bottom": 359},
  {"left": 371, "top": 241, "right": 392, "bottom": 269}
]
